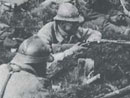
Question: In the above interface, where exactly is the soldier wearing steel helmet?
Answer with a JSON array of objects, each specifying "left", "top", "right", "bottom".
[
  {"left": 37, "top": 3, "right": 102, "bottom": 45},
  {"left": 37, "top": 3, "right": 101, "bottom": 80},
  {"left": 0, "top": 35, "right": 54, "bottom": 98}
]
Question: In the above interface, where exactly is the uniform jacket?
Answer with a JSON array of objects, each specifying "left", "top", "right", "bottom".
[
  {"left": 37, "top": 21, "right": 102, "bottom": 44},
  {"left": 0, "top": 64, "right": 49, "bottom": 98},
  {"left": 38, "top": 22, "right": 101, "bottom": 77}
]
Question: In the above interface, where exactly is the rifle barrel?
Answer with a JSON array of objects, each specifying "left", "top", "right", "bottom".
[
  {"left": 52, "top": 39, "right": 130, "bottom": 53},
  {"left": 100, "top": 39, "right": 130, "bottom": 45}
]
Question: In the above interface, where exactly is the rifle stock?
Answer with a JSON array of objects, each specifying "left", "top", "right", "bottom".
[
  {"left": 52, "top": 39, "right": 130, "bottom": 53},
  {"left": 52, "top": 44, "right": 74, "bottom": 53}
]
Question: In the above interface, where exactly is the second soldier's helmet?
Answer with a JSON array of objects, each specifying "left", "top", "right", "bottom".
[
  {"left": 11, "top": 35, "right": 54, "bottom": 64},
  {"left": 54, "top": 3, "right": 84, "bottom": 23}
]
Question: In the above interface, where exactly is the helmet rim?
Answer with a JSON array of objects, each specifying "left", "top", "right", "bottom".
[
  {"left": 54, "top": 14, "right": 84, "bottom": 23},
  {"left": 11, "top": 53, "right": 49, "bottom": 64}
]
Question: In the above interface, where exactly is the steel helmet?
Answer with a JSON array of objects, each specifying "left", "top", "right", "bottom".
[
  {"left": 11, "top": 35, "right": 54, "bottom": 64},
  {"left": 54, "top": 3, "right": 84, "bottom": 23}
]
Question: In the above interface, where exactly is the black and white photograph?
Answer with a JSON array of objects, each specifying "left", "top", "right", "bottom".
[{"left": 0, "top": 0, "right": 130, "bottom": 98}]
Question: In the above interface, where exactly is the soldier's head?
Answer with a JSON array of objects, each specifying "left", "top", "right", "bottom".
[
  {"left": 109, "top": 12, "right": 127, "bottom": 26},
  {"left": 54, "top": 3, "right": 84, "bottom": 35},
  {"left": 11, "top": 35, "right": 54, "bottom": 66}
]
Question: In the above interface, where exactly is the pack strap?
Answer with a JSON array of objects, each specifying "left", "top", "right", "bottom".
[{"left": 0, "top": 63, "right": 21, "bottom": 98}]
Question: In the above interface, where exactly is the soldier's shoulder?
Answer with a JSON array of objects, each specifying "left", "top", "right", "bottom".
[
  {"left": 38, "top": 21, "right": 55, "bottom": 34},
  {"left": 5, "top": 71, "right": 48, "bottom": 98},
  {"left": 9, "top": 71, "right": 43, "bottom": 90},
  {"left": 78, "top": 27, "right": 89, "bottom": 32},
  {"left": 41, "top": 21, "right": 55, "bottom": 29}
]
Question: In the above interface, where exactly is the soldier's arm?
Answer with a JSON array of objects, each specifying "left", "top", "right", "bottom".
[
  {"left": 79, "top": 27, "right": 102, "bottom": 42},
  {"left": 48, "top": 43, "right": 85, "bottom": 68},
  {"left": 52, "top": 48, "right": 74, "bottom": 62},
  {"left": 52, "top": 43, "right": 86, "bottom": 62},
  {"left": 47, "top": 48, "right": 74, "bottom": 69},
  {"left": 87, "top": 28, "right": 102, "bottom": 41}
]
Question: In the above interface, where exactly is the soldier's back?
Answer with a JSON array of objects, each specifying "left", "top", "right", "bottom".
[{"left": 0, "top": 64, "right": 49, "bottom": 98}]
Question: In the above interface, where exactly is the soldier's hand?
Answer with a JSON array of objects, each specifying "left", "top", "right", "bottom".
[
  {"left": 86, "top": 30, "right": 102, "bottom": 42},
  {"left": 69, "top": 42, "right": 87, "bottom": 53},
  {"left": 62, "top": 42, "right": 87, "bottom": 57},
  {"left": 87, "top": 35, "right": 101, "bottom": 42}
]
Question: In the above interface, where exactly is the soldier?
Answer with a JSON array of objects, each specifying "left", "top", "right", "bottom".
[
  {"left": 37, "top": 3, "right": 101, "bottom": 80},
  {"left": 0, "top": 35, "right": 54, "bottom": 98},
  {"left": 103, "top": 12, "right": 130, "bottom": 40},
  {"left": 37, "top": 3, "right": 102, "bottom": 45}
]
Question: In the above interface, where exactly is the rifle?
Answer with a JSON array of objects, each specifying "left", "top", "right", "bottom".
[
  {"left": 95, "top": 84, "right": 130, "bottom": 98},
  {"left": 52, "top": 39, "right": 130, "bottom": 53}
]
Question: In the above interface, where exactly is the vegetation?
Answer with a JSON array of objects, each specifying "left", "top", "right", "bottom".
[{"left": 1, "top": 0, "right": 130, "bottom": 98}]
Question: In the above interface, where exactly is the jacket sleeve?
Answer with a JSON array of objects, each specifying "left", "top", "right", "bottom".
[
  {"left": 47, "top": 47, "right": 75, "bottom": 71},
  {"left": 47, "top": 48, "right": 75, "bottom": 77},
  {"left": 52, "top": 48, "right": 74, "bottom": 62}
]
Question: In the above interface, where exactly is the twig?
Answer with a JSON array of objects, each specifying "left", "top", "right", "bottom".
[{"left": 99, "top": 85, "right": 130, "bottom": 98}]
